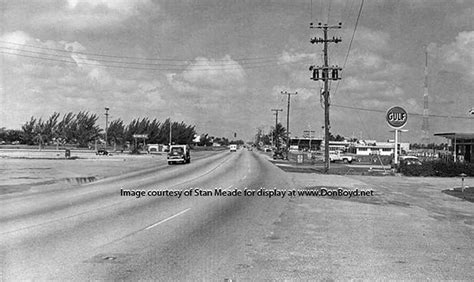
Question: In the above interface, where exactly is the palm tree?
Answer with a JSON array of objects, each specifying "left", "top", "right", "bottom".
[{"left": 271, "top": 123, "right": 286, "bottom": 149}]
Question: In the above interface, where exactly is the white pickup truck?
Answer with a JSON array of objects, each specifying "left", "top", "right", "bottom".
[{"left": 329, "top": 151, "right": 353, "bottom": 163}]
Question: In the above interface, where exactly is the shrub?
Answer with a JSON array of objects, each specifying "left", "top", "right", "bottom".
[
  {"left": 130, "top": 147, "right": 141, "bottom": 155},
  {"left": 432, "top": 161, "right": 474, "bottom": 177},
  {"left": 401, "top": 160, "right": 474, "bottom": 177},
  {"left": 399, "top": 162, "right": 434, "bottom": 176}
]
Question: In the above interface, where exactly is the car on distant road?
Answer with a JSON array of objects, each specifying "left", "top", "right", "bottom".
[
  {"left": 167, "top": 145, "right": 191, "bottom": 164},
  {"left": 229, "top": 144, "right": 237, "bottom": 152},
  {"left": 96, "top": 149, "right": 109, "bottom": 156}
]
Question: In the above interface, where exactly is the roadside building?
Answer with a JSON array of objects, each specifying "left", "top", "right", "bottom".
[
  {"left": 327, "top": 141, "right": 351, "bottom": 152},
  {"left": 350, "top": 140, "right": 410, "bottom": 156},
  {"left": 434, "top": 132, "right": 474, "bottom": 163},
  {"left": 289, "top": 137, "right": 322, "bottom": 151}
]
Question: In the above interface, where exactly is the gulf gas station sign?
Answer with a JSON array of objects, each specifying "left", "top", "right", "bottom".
[{"left": 386, "top": 106, "right": 408, "bottom": 129}]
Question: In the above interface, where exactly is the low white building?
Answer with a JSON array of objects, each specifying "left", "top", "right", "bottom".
[{"left": 352, "top": 141, "right": 410, "bottom": 156}]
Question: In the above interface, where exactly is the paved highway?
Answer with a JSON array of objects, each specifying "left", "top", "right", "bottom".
[{"left": 0, "top": 149, "right": 292, "bottom": 280}]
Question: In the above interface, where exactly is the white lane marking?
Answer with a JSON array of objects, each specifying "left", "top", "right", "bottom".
[
  {"left": 145, "top": 208, "right": 191, "bottom": 230},
  {"left": 241, "top": 175, "right": 247, "bottom": 180}
]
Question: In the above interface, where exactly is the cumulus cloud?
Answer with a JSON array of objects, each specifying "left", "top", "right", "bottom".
[
  {"left": 168, "top": 55, "right": 246, "bottom": 92},
  {"left": 278, "top": 51, "right": 318, "bottom": 64},
  {"left": 0, "top": 31, "right": 114, "bottom": 87},
  {"left": 0, "top": 31, "right": 169, "bottom": 128},
  {"left": 183, "top": 56, "right": 246, "bottom": 88},
  {"left": 431, "top": 30, "right": 474, "bottom": 81},
  {"left": 32, "top": 0, "right": 157, "bottom": 30},
  {"left": 66, "top": 0, "right": 150, "bottom": 13},
  {"left": 0, "top": 30, "right": 30, "bottom": 46},
  {"left": 0, "top": 31, "right": 34, "bottom": 56},
  {"left": 352, "top": 27, "right": 391, "bottom": 53},
  {"left": 166, "top": 73, "right": 198, "bottom": 93}
]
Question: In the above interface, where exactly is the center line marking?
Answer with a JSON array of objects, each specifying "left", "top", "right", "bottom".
[{"left": 145, "top": 208, "right": 191, "bottom": 230}]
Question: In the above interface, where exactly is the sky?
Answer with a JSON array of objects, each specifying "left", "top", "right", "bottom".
[{"left": 0, "top": 0, "right": 473, "bottom": 143}]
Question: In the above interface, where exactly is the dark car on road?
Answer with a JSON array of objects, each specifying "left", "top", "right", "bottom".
[
  {"left": 167, "top": 145, "right": 191, "bottom": 164},
  {"left": 96, "top": 149, "right": 109, "bottom": 156}
]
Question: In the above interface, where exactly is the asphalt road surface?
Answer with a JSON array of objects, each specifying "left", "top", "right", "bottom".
[{"left": 0, "top": 149, "right": 291, "bottom": 280}]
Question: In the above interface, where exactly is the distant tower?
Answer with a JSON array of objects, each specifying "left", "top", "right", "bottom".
[{"left": 421, "top": 46, "right": 430, "bottom": 144}]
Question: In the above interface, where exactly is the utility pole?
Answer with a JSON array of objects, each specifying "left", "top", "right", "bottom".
[
  {"left": 169, "top": 119, "right": 172, "bottom": 146},
  {"left": 281, "top": 91, "right": 297, "bottom": 159},
  {"left": 310, "top": 22, "right": 342, "bottom": 173},
  {"left": 271, "top": 108, "right": 283, "bottom": 150},
  {"left": 104, "top": 107, "right": 109, "bottom": 149}
]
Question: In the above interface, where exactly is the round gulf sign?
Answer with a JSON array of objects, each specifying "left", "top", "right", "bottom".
[{"left": 386, "top": 106, "right": 408, "bottom": 129}]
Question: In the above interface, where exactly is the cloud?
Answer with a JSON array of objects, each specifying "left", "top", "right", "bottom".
[
  {"left": 0, "top": 31, "right": 169, "bottom": 128},
  {"left": 0, "top": 31, "right": 34, "bottom": 56},
  {"left": 168, "top": 55, "right": 246, "bottom": 92},
  {"left": 278, "top": 51, "right": 317, "bottom": 64},
  {"left": 66, "top": 0, "right": 150, "bottom": 13},
  {"left": 0, "top": 30, "right": 30, "bottom": 46},
  {"left": 352, "top": 27, "right": 391, "bottom": 53},
  {"left": 432, "top": 30, "right": 474, "bottom": 82},
  {"left": 182, "top": 56, "right": 246, "bottom": 88},
  {"left": 0, "top": 31, "right": 115, "bottom": 88},
  {"left": 31, "top": 0, "right": 157, "bottom": 30},
  {"left": 166, "top": 73, "right": 198, "bottom": 93}
]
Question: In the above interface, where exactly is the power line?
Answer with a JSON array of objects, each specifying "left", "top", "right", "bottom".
[
  {"left": 0, "top": 46, "right": 281, "bottom": 68},
  {"left": 342, "top": 0, "right": 364, "bottom": 70},
  {"left": 332, "top": 0, "right": 364, "bottom": 97},
  {"left": 0, "top": 40, "right": 281, "bottom": 63},
  {"left": 0, "top": 50, "right": 304, "bottom": 72},
  {"left": 332, "top": 104, "right": 474, "bottom": 120}
]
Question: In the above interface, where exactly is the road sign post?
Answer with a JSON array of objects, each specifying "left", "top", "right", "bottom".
[{"left": 386, "top": 106, "right": 408, "bottom": 165}]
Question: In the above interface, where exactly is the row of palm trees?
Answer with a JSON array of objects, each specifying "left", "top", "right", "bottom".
[{"left": 19, "top": 112, "right": 196, "bottom": 148}]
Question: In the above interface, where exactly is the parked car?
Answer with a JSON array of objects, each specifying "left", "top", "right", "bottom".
[
  {"left": 399, "top": 156, "right": 422, "bottom": 166},
  {"left": 391, "top": 156, "right": 422, "bottom": 171},
  {"left": 167, "top": 145, "right": 191, "bottom": 164},
  {"left": 329, "top": 151, "right": 353, "bottom": 163}
]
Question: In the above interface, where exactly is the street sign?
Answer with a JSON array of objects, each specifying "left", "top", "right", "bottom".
[
  {"left": 133, "top": 134, "right": 148, "bottom": 139},
  {"left": 297, "top": 154, "right": 304, "bottom": 164},
  {"left": 386, "top": 106, "right": 408, "bottom": 129}
]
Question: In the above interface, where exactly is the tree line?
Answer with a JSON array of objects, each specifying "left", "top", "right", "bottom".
[
  {"left": 107, "top": 117, "right": 196, "bottom": 147},
  {"left": 0, "top": 112, "right": 197, "bottom": 148},
  {"left": 254, "top": 124, "right": 348, "bottom": 148}
]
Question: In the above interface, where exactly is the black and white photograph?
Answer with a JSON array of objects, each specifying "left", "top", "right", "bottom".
[{"left": 0, "top": 0, "right": 473, "bottom": 280}]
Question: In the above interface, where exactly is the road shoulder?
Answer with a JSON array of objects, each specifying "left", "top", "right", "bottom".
[{"left": 237, "top": 172, "right": 474, "bottom": 280}]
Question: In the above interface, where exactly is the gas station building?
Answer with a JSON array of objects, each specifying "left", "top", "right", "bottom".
[{"left": 434, "top": 132, "right": 474, "bottom": 163}]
